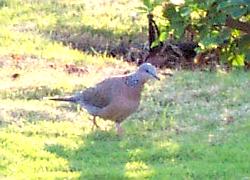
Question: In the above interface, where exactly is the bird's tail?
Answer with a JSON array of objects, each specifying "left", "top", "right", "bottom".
[{"left": 46, "top": 96, "right": 77, "bottom": 103}]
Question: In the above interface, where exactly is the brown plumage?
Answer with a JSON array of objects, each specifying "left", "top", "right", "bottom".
[{"left": 49, "top": 63, "right": 160, "bottom": 135}]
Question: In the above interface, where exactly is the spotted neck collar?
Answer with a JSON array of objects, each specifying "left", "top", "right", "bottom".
[{"left": 125, "top": 73, "right": 139, "bottom": 87}]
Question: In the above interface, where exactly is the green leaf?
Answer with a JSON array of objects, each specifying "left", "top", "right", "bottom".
[
  {"left": 232, "top": 54, "right": 245, "bottom": 66},
  {"left": 238, "top": 35, "right": 250, "bottom": 49},
  {"left": 229, "top": 0, "right": 249, "bottom": 4},
  {"left": 141, "top": 0, "right": 153, "bottom": 12},
  {"left": 170, "top": 21, "right": 185, "bottom": 38},
  {"left": 246, "top": 52, "right": 250, "bottom": 61},
  {"left": 136, "top": 6, "right": 149, "bottom": 13},
  {"left": 238, "top": 35, "right": 250, "bottom": 59},
  {"left": 206, "top": 0, "right": 219, "bottom": 7},
  {"left": 142, "top": 0, "right": 151, "bottom": 8},
  {"left": 209, "top": 13, "right": 227, "bottom": 24},
  {"left": 199, "top": 30, "right": 226, "bottom": 49},
  {"left": 180, "top": 7, "right": 191, "bottom": 17},
  {"left": 243, "top": 0, "right": 250, "bottom": 5},
  {"left": 229, "top": 7, "right": 248, "bottom": 18},
  {"left": 164, "top": 5, "right": 180, "bottom": 19},
  {"left": 151, "top": 39, "right": 160, "bottom": 48},
  {"left": 215, "top": 29, "right": 231, "bottom": 45},
  {"left": 217, "top": 0, "right": 248, "bottom": 11},
  {"left": 152, "top": 0, "right": 163, "bottom": 6},
  {"left": 159, "top": 32, "right": 167, "bottom": 41}
]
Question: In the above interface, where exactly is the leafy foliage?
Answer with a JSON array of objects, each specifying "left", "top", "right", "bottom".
[
  {"left": 137, "top": 0, "right": 163, "bottom": 13},
  {"left": 140, "top": 0, "right": 250, "bottom": 66}
]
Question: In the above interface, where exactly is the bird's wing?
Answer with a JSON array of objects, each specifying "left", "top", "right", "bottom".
[
  {"left": 96, "top": 94, "right": 140, "bottom": 122},
  {"left": 76, "top": 78, "right": 114, "bottom": 109}
]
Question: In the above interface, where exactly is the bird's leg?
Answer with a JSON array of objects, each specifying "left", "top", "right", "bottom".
[
  {"left": 91, "top": 116, "right": 99, "bottom": 130},
  {"left": 115, "top": 122, "right": 123, "bottom": 136}
]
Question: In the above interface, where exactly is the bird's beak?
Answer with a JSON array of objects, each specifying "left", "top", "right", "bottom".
[
  {"left": 147, "top": 71, "right": 160, "bottom": 80},
  {"left": 153, "top": 74, "right": 160, "bottom": 80}
]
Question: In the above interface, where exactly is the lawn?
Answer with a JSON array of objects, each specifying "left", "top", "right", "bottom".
[{"left": 0, "top": 0, "right": 250, "bottom": 179}]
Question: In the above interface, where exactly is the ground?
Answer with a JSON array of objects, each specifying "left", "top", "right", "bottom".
[{"left": 0, "top": 0, "right": 250, "bottom": 179}]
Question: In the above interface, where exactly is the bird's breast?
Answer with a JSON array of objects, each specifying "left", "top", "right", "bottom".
[
  {"left": 126, "top": 84, "right": 144, "bottom": 100},
  {"left": 113, "top": 99, "right": 140, "bottom": 122}
]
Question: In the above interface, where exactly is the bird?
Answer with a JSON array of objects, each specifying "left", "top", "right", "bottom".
[{"left": 49, "top": 63, "right": 160, "bottom": 135}]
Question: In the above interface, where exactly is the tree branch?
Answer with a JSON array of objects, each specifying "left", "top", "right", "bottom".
[{"left": 225, "top": 16, "right": 250, "bottom": 34}]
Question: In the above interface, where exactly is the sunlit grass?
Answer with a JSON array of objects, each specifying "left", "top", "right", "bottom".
[
  {"left": 0, "top": 0, "right": 146, "bottom": 65},
  {"left": 0, "top": 26, "right": 120, "bottom": 64},
  {"left": 0, "top": 122, "right": 81, "bottom": 179},
  {"left": 125, "top": 161, "right": 154, "bottom": 179},
  {"left": 0, "top": 0, "right": 250, "bottom": 179},
  {"left": 1, "top": 65, "right": 250, "bottom": 179}
]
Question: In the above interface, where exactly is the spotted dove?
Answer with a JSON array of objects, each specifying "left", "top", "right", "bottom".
[{"left": 49, "top": 63, "right": 160, "bottom": 135}]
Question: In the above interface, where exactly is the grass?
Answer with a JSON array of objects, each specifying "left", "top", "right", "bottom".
[
  {"left": 0, "top": 0, "right": 250, "bottom": 179},
  {"left": 0, "top": 0, "right": 146, "bottom": 60},
  {"left": 1, "top": 68, "right": 250, "bottom": 179}
]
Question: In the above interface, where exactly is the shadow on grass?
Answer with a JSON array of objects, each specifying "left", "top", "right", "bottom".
[
  {"left": 2, "top": 108, "right": 79, "bottom": 124},
  {"left": 45, "top": 130, "right": 128, "bottom": 179},
  {"left": 45, "top": 128, "right": 169, "bottom": 179},
  {"left": 47, "top": 24, "right": 146, "bottom": 60},
  {"left": 38, "top": 8, "right": 147, "bottom": 62}
]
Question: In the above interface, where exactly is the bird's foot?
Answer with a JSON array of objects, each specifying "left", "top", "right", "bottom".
[
  {"left": 91, "top": 116, "right": 100, "bottom": 130},
  {"left": 115, "top": 122, "right": 124, "bottom": 136}
]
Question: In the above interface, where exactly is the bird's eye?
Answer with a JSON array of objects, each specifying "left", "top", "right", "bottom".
[{"left": 146, "top": 70, "right": 149, "bottom": 73}]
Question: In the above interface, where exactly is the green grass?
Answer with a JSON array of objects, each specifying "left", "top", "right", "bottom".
[
  {"left": 1, "top": 68, "right": 250, "bottom": 179},
  {"left": 0, "top": 0, "right": 146, "bottom": 62},
  {"left": 0, "top": 0, "right": 250, "bottom": 179}
]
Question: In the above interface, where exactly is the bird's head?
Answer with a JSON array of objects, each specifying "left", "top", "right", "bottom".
[{"left": 137, "top": 63, "right": 160, "bottom": 81}]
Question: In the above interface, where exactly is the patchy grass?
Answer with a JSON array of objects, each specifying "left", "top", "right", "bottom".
[
  {"left": 0, "top": 0, "right": 146, "bottom": 61},
  {"left": 0, "top": 0, "right": 250, "bottom": 179},
  {"left": 0, "top": 65, "right": 250, "bottom": 179}
]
